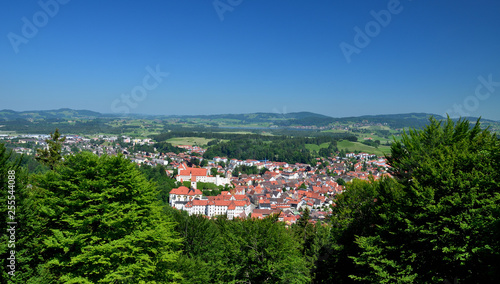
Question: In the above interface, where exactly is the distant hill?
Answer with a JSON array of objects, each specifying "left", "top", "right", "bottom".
[
  {"left": 0, "top": 109, "right": 497, "bottom": 131},
  {"left": 0, "top": 108, "right": 103, "bottom": 120},
  {"left": 335, "top": 113, "right": 445, "bottom": 129},
  {"left": 169, "top": 111, "right": 334, "bottom": 127}
]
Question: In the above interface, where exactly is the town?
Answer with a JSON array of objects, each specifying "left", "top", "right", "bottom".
[{"left": 1, "top": 132, "right": 391, "bottom": 225}]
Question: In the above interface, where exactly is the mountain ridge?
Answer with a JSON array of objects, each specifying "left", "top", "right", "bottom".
[{"left": 0, "top": 109, "right": 498, "bottom": 128}]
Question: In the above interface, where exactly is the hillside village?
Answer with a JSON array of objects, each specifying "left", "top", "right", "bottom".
[{"left": 1, "top": 133, "right": 391, "bottom": 224}]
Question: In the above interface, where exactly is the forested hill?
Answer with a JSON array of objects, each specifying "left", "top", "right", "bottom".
[
  {"left": 338, "top": 113, "right": 446, "bottom": 129},
  {"left": 0, "top": 108, "right": 103, "bottom": 120},
  {"left": 171, "top": 111, "right": 336, "bottom": 127},
  {"left": 1, "top": 109, "right": 499, "bottom": 132}
]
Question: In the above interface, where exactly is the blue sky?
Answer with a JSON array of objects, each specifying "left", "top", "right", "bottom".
[{"left": 1, "top": 0, "right": 500, "bottom": 120}]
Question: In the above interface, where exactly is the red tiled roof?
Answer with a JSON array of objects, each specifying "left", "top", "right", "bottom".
[
  {"left": 170, "top": 186, "right": 202, "bottom": 196},
  {"left": 179, "top": 167, "right": 208, "bottom": 177},
  {"left": 192, "top": 199, "right": 209, "bottom": 206}
]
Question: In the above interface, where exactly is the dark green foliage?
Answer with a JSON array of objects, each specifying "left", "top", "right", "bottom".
[
  {"left": 35, "top": 128, "right": 65, "bottom": 170},
  {"left": 336, "top": 178, "right": 346, "bottom": 186},
  {"left": 329, "top": 117, "right": 500, "bottom": 283},
  {"left": 188, "top": 157, "right": 200, "bottom": 167},
  {"left": 199, "top": 159, "right": 208, "bottom": 167},
  {"left": 203, "top": 136, "right": 349, "bottom": 165},
  {"left": 166, "top": 207, "right": 311, "bottom": 283},
  {"left": 378, "top": 117, "right": 500, "bottom": 283},
  {"left": 232, "top": 165, "right": 259, "bottom": 176},
  {"left": 318, "top": 142, "right": 338, "bottom": 158},
  {"left": 137, "top": 163, "right": 177, "bottom": 205},
  {"left": 327, "top": 177, "right": 402, "bottom": 283},
  {"left": 26, "top": 152, "right": 182, "bottom": 283},
  {"left": 361, "top": 139, "right": 380, "bottom": 148},
  {"left": 204, "top": 137, "right": 315, "bottom": 165},
  {"left": 196, "top": 182, "right": 221, "bottom": 191},
  {"left": 1, "top": 145, "right": 49, "bottom": 283},
  {"left": 154, "top": 141, "right": 186, "bottom": 154},
  {"left": 8, "top": 151, "right": 49, "bottom": 174},
  {"left": 0, "top": 144, "right": 23, "bottom": 281},
  {"left": 339, "top": 113, "right": 446, "bottom": 129},
  {"left": 292, "top": 208, "right": 331, "bottom": 280}
]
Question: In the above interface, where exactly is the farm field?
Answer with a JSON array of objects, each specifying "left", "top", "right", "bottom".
[
  {"left": 166, "top": 137, "right": 215, "bottom": 146},
  {"left": 305, "top": 142, "right": 331, "bottom": 153},
  {"left": 337, "top": 140, "right": 391, "bottom": 156}
]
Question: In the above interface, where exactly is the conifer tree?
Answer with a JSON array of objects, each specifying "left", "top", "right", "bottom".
[
  {"left": 29, "top": 152, "right": 182, "bottom": 283},
  {"left": 36, "top": 129, "right": 65, "bottom": 170}
]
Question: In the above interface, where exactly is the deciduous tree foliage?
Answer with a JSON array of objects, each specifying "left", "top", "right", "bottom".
[
  {"left": 327, "top": 177, "right": 404, "bottom": 283},
  {"left": 382, "top": 117, "right": 500, "bottom": 283},
  {"left": 166, "top": 207, "right": 311, "bottom": 283},
  {"left": 28, "top": 152, "right": 182, "bottom": 283},
  {"left": 225, "top": 215, "right": 311, "bottom": 283},
  {"left": 138, "top": 164, "right": 177, "bottom": 205},
  {"left": 292, "top": 207, "right": 331, "bottom": 281},
  {"left": 330, "top": 117, "right": 500, "bottom": 283}
]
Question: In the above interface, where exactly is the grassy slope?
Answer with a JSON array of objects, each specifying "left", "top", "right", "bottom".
[
  {"left": 305, "top": 142, "right": 331, "bottom": 153},
  {"left": 337, "top": 140, "right": 391, "bottom": 156},
  {"left": 166, "top": 137, "right": 214, "bottom": 146}
]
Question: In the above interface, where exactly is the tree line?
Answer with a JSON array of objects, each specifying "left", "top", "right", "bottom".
[{"left": 202, "top": 135, "right": 353, "bottom": 165}]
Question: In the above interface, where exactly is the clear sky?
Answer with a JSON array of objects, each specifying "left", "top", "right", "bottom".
[{"left": 1, "top": 0, "right": 500, "bottom": 120}]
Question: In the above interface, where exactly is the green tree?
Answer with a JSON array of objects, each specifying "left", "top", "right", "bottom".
[
  {"left": 0, "top": 144, "right": 26, "bottom": 281},
  {"left": 292, "top": 207, "right": 330, "bottom": 279},
  {"left": 29, "top": 152, "right": 182, "bottom": 283},
  {"left": 189, "top": 157, "right": 200, "bottom": 167},
  {"left": 381, "top": 117, "right": 500, "bottom": 283},
  {"left": 138, "top": 163, "right": 177, "bottom": 205},
  {"left": 327, "top": 177, "right": 399, "bottom": 283},
  {"left": 36, "top": 129, "right": 66, "bottom": 170},
  {"left": 224, "top": 216, "right": 311, "bottom": 283},
  {"left": 166, "top": 209, "right": 311, "bottom": 284},
  {"left": 199, "top": 159, "right": 208, "bottom": 167},
  {"left": 343, "top": 117, "right": 500, "bottom": 283},
  {"left": 1, "top": 144, "right": 51, "bottom": 283},
  {"left": 336, "top": 178, "right": 346, "bottom": 186},
  {"left": 166, "top": 208, "right": 224, "bottom": 283}
]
